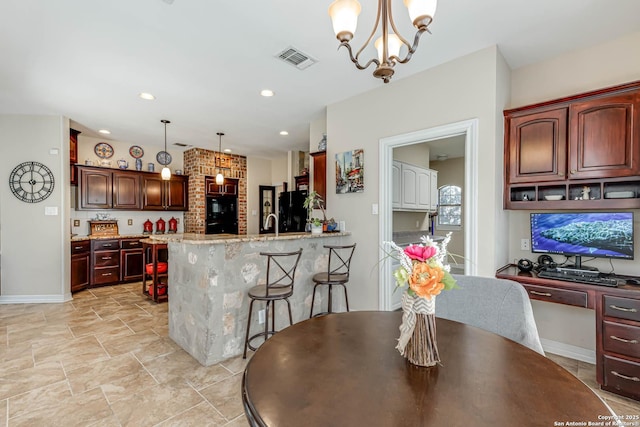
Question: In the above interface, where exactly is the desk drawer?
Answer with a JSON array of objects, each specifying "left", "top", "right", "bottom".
[
  {"left": 93, "top": 250, "right": 120, "bottom": 267},
  {"left": 604, "top": 296, "right": 640, "bottom": 322},
  {"left": 71, "top": 240, "right": 90, "bottom": 254},
  {"left": 603, "top": 321, "right": 640, "bottom": 359},
  {"left": 523, "top": 284, "right": 588, "bottom": 308},
  {"left": 92, "top": 267, "right": 120, "bottom": 285},
  {"left": 92, "top": 239, "right": 120, "bottom": 251},
  {"left": 602, "top": 355, "right": 640, "bottom": 400}
]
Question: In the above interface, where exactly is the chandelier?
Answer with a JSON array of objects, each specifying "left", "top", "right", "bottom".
[{"left": 328, "top": 0, "right": 437, "bottom": 83}]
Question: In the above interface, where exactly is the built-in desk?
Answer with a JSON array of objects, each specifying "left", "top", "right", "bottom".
[{"left": 497, "top": 264, "right": 640, "bottom": 402}]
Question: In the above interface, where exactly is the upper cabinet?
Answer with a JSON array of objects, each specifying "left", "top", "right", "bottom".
[
  {"left": 393, "top": 160, "right": 437, "bottom": 212},
  {"left": 70, "top": 129, "right": 80, "bottom": 185},
  {"left": 77, "top": 165, "right": 188, "bottom": 211},
  {"left": 311, "top": 151, "right": 327, "bottom": 206},
  {"left": 205, "top": 176, "right": 238, "bottom": 196},
  {"left": 504, "top": 81, "right": 640, "bottom": 210}
]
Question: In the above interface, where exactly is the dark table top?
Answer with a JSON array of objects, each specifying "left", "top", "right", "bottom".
[{"left": 242, "top": 311, "right": 613, "bottom": 427}]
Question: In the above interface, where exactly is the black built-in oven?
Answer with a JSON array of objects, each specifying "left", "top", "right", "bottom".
[{"left": 206, "top": 195, "right": 238, "bottom": 234}]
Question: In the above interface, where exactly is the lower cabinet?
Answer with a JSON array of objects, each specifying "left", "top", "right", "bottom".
[
  {"left": 70, "top": 240, "right": 90, "bottom": 293},
  {"left": 91, "top": 239, "right": 120, "bottom": 286},
  {"left": 120, "top": 239, "right": 144, "bottom": 282}
]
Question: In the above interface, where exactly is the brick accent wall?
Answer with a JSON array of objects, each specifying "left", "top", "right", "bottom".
[{"left": 183, "top": 148, "right": 247, "bottom": 234}]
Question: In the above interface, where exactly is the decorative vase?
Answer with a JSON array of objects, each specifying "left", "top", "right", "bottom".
[
  {"left": 397, "top": 292, "right": 440, "bottom": 367},
  {"left": 135, "top": 158, "right": 143, "bottom": 171},
  {"left": 311, "top": 224, "right": 323, "bottom": 235}
]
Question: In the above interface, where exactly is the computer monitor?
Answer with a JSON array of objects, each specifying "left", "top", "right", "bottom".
[{"left": 530, "top": 212, "right": 634, "bottom": 269}]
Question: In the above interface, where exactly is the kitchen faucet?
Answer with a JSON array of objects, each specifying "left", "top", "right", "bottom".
[{"left": 264, "top": 213, "right": 279, "bottom": 237}]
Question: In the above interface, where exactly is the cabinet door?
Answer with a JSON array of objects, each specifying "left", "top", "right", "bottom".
[
  {"left": 507, "top": 108, "right": 567, "bottom": 183},
  {"left": 401, "top": 164, "right": 418, "bottom": 209},
  {"left": 142, "top": 176, "right": 165, "bottom": 210},
  {"left": 166, "top": 176, "right": 188, "bottom": 210},
  {"left": 429, "top": 170, "right": 438, "bottom": 209},
  {"left": 121, "top": 248, "right": 143, "bottom": 282},
  {"left": 392, "top": 161, "right": 401, "bottom": 209},
  {"left": 569, "top": 92, "right": 640, "bottom": 179},
  {"left": 70, "top": 253, "right": 89, "bottom": 293},
  {"left": 416, "top": 168, "right": 431, "bottom": 210},
  {"left": 311, "top": 152, "right": 327, "bottom": 207},
  {"left": 79, "top": 168, "right": 113, "bottom": 209},
  {"left": 113, "top": 171, "right": 141, "bottom": 209}
]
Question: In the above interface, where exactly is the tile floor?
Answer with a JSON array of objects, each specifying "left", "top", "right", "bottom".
[{"left": 0, "top": 283, "right": 638, "bottom": 426}]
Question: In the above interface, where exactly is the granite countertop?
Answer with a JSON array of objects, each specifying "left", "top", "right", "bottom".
[
  {"left": 146, "top": 231, "right": 351, "bottom": 245},
  {"left": 71, "top": 233, "right": 162, "bottom": 241}
]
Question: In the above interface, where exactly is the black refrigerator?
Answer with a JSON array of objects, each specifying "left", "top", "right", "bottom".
[{"left": 278, "top": 191, "right": 307, "bottom": 233}]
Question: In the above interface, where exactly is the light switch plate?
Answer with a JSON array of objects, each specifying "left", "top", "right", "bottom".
[
  {"left": 44, "top": 206, "right": 58, "bottom": 216},
  {"left": 371, "top": 204, "right": 379, "bottom": 215}
]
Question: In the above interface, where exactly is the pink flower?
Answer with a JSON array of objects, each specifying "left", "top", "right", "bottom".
[{"left": 403, "top": 245, "right": 436, "bottom": 262}]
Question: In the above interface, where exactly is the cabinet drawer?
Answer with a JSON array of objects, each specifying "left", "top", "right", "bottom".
[
  {"left": 602, "top": 355, "right": 640, "bottom": 400},
  {"left": 93, "top": 267, "right": 120, "bottom": 285},
  {"left": 603, "top": 321, "right": 640, "bottom": 359},
  {"left": 92, "top": 239, "right": 120, "bottom": 251},
  {"left": 71, "top": 240, "right": 90, "bottom": 254},
  {"left": 523, "top": 284, "right": 588, "bottom": 307},
  {"left": 93, "top": 250, "right": 120, "bottom": 267},
  {"left": 121, "top": 239, "right": 142, "bottom": 249},
  {"left": 604, "top": 295, "right": 640, "bottom": 322}
]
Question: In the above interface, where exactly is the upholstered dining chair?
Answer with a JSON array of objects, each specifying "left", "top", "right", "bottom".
[{"left": 435, "top": 274, "right": 545, "bottom": 355}]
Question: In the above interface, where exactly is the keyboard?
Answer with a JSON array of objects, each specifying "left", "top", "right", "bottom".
[{"left": 537, "top": 269, "right": 618, "bottom": 287}]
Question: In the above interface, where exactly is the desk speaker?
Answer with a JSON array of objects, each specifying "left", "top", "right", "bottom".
[{"left": 517, "top": 258, "right": 534, "bottom": 272}]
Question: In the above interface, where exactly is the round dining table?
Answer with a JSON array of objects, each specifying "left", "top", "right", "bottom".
[{"left": 242, "top": 311, "right": 614, "bottom": 427}]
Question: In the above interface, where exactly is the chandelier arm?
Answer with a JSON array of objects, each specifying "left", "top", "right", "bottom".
[
  {"left": 387, "top": 0, "right": 412, "bottom": 49},
  {"left": 339, "top": 43, "right": 381, "bottom": 70},
  {"left": 392, "top": 27, "right": 428, "bottom": 64},
  {"left": 352, "top": 0, "right": 384, "bottom": 61}
]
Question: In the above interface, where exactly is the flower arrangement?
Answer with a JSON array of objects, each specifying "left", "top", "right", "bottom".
[
  {"left": 386, "top": 233, "right": 458, "bottom": 367},
  {"left": 387, "top": 233, "right": 458, "bottom": 299}
]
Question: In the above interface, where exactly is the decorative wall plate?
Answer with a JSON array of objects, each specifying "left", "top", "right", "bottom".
[
  {"left": 94, "top": 142, "right": 114, "bottom": 159},
  {"left": 9, "top": 161, "right": 55, "bottom": 203},
  {"left": 156, "top": 151, "right": 172, "bottom": 165},
  {"left": 129, "top": 145, "right": 144, "bottom": 159}
]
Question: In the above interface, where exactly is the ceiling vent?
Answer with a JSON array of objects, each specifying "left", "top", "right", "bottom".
[{"left": 275, "top": 46, "right": 318, "bottom": 70}]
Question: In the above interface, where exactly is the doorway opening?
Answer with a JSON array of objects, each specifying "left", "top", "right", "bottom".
[{"left": 377, "top": 119, "right": 479, "bottom": 311}]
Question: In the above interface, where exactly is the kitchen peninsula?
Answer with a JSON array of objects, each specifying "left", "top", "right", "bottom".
[{"left": 149, "top": 231, "right": 352, "bottom": 366}]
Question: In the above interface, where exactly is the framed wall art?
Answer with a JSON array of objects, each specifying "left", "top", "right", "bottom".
[{"left": 335, "top": 149, "right": 364, "bottom": 194}]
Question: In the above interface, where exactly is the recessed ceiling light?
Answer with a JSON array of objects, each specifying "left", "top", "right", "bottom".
[
  {"left": 224, "top": 148, "right": 232, "bottom": 153},
  {"left": 280, "top": 131, "right": 289, "bottom": 136},
  {"left": 139, "top": 92, "right": 156, "bottom": 100},
  {"left": 98, "top": 129, "right": 111, "bottom": 135},
  {"left": 260, "top": 89, "right": 274, "bottom": 97}
]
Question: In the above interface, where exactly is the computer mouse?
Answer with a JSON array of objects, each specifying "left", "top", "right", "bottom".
[{"left": 626, "top": 278, "right": 640, "bottom": 286}]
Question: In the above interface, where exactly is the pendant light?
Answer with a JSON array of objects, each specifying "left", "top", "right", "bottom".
[
  {"left": 161, "top": 119, "right": 171, "bottom": 180},
  {"left": 216, "top": 132, "right": 225, "bottom": 185}
]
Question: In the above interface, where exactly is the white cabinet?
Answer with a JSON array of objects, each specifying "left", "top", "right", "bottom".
[
  {"left": 393, "top": 161, "right": 437, "bottom": 212},
  {"left": 392, "top": 161, "right": 401, "bottom": 209}
]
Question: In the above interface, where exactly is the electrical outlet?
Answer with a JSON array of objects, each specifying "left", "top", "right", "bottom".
[
  {"left": 258, "top": 309, "right": 265, "bottom": 324},
  {"left": 127, "top": 219, "right": 133, "bottom": 226},
  {"left": 520, "top": 238, "right": 530, "bottom": 251},
  {"left": 73, "top": 219, "right": 80, "bottom": 227}
]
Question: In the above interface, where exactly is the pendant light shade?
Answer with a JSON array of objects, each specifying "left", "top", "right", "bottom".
[
  {"left": 216, "top": 132, "right": 225, "bottom": 185},
  {"left": 161, "top": 119, "right": 171, "bottom": 180}
]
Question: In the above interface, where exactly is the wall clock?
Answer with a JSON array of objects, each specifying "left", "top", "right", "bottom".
[
  {"left": 9, "top": 161, "right": 55, "bottom": 203},
  {"left": 156, "top": 151, "right": 172, "bottom": 165},
  {"left": 94, "top": 142, "right": 114, "bottom": 159}
]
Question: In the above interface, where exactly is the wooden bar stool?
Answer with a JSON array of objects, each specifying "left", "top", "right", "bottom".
[
  {"left": 243, "top": 248, "right": 303, "bottom": 359},
  {"left": 309, "top": 244, "right": 356, "bottom": 318}
]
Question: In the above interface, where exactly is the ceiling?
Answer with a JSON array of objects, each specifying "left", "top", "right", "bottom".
[{"left": 1, "top": 1, "right": 639, "bottom": 159}]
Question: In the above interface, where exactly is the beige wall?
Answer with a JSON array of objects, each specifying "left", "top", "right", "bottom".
[
  {"left": 393, "top": 144, "right": 430, "bottom": 168},
  {"left": 325, "top": 46, "right": 509, "bottom": 310},
  {"left": 431, "top": 156, "right": 465, "bottom": 259},
  {"left": 0, "top": 115, "right": 71, "bottom": 301},
  {"left": 508, "top": 30, "right": 640, "bottom": 353}
]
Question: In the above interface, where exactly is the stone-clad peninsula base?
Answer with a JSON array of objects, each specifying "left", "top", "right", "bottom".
[{"left": 149, "top": 232, "right": 352, "bottom": 366}]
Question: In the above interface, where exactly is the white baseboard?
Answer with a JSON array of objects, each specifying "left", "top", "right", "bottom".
[
  {"left": 541, "top": 338, "right": 596, "bottom": 364},
  {"left": 0, "top": 294, "right": 71, "bottom": 304}
]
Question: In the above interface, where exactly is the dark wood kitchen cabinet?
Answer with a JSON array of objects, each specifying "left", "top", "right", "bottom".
[
  {"left": 142, "top": 175, "right": 188, "bottom": 211},
  {"left": 91, "top": 239, "right": 120, "bottom": 286},
  {"left": 120, "top": 238, "right": 144, "bottom": 282},
  {"left": 504, "top": 80, "right": 640, "bottom": 210},
  {"left": 78, "top": 167, "right": 141, "bottom": 210},
  {"left": 311, "top": 151, "right": 326, "bottom": 207},
  {"left": 205, "top": 177, "right": 238, "bottom": 196},
  {"left": 70, "top": 240, "right": 90, "bottom": 293},
  {"left": 70, "top": 129, "right": 80, "bottom": 185}
]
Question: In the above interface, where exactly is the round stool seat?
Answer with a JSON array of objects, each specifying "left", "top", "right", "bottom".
[
  {"left": 248, "top": 285, "right": 293, "bottom": 300},
  {"left": 312, "top": 272, "right": 349, "bottom": 284}
]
